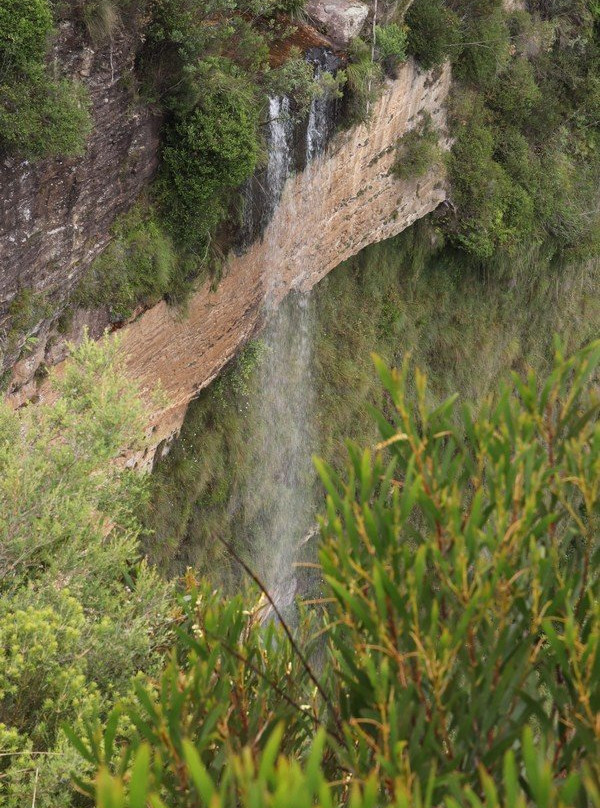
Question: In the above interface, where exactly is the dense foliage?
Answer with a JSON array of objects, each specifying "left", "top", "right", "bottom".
[
  {"left": 142, "top": 0, "right": 322, "bottom": 261},
  {"left": 3, "top": 0, "right": 599, "bottom": 321},
  {"left": 46, "top": 0, "right": 598, "bottom": 326},
  {"left": 343, "top": 37, "right": 385, "bottom": 123},
  {"left": 0, "top": 0, "right": 91, "bottom": 157},
  {"left": 74, "top": 202, "right": 193, "bottom": 319},
  {"left": 0, "top": 336, "right": 175, "bottom": 805},
  {"left": 392, "top": 112, "right": 441, "bottom": 179},
  {"left": 0, "top": 0, "right": 52, "bottom": 67},
  {"left": 157, "top": 81, "right": 261, "bottom": 253},
  {"left": 405, "top": 0, "right": 460, "bottom": 69},
  {"left": 72, "top": 340, "right": 599, "bottom": 807},
  {"left": 73, "top": 0, "right": 332, "bottom": 304},
  {"left": 1, "top": 243, "right": 598, "bottom": 808},
  {"left": 413, "top": 0, "right": 600, "bottom": 261},
  {"left": 374, "top": 22, "right": 408, "bottom": 73}
]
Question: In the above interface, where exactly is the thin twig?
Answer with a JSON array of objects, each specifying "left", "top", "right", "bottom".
[
  {"left": 31, "top": 767, "right": 39, "bottom": 808},
  {"left": 205, "top": 629, "right": 346, "bottom": 747},
  {"left": 215, "top": 536, "right": 343, "bottom": 734}
]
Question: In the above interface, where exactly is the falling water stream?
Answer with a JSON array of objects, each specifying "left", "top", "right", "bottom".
[
  {"left": 306, "top": 66, "right": 332, "bottom": 162},
  {"left": 244, "top": 294, "right": 316, "bottom": 618},
  {"left": 266, "top": 96, "right": 294, "bottom": 215},
  {"left": 235, "top": 51, "right": 340, "bottom": 613},
  {"left": 237, "top": 48, "right": 340, "bottom": 249},
  {"left": 245, "top": 94, "right": 316, "bottom": 615}
]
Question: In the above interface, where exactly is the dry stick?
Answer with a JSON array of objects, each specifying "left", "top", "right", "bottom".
[
  {"left": 31, "top": 767, "right": 39, "bottom": 808},
  {"left": 216, "top": 536, "right": 344, "bottom": 735}
]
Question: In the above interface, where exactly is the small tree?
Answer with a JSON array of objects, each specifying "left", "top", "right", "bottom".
[
  {"left": 392, "top": 112, "right": 441, "bottom": 179},
  {"left": 0, "top": 334, "right": 174, "bottom": 806},
  {"left": 157, "top": 77, "right": 261, "bottom": 252},
  {"left": 405, "top": 0, "right": 460, "bottom": 69}
]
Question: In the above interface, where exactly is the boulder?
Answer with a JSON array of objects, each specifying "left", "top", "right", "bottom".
[{"left": 305, "top": 0, "right": 369, "bottom": 46}]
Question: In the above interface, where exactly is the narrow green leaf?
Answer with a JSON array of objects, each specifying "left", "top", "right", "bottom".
[
  {"left": 129, "top": 743, "right": 150, "bottom": 808},
  {"left": 182, "top": 739, "right": 215, "bottom": 803}
]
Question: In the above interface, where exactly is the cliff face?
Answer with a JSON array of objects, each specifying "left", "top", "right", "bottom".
[
  {"left": 4, "top": 44, "right": 451, "bottom": 466},
  {"left": 82, "top": 59, "right": 451, "bottom": 466},
  {"left": 0, "top": 19, "right": 160, "bottom": 366}
]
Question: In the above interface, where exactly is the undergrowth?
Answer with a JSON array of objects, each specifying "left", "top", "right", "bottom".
[
  {"left": 0, "top": 0, "right": 91, "bottom": 158},
  {"left": 73, "top": 200, "right": 201, "bottom": 320}
]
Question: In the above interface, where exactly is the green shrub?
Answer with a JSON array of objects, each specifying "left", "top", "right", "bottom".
[
  {"left": 344, "top": 38, "right": 384, "bottom": 123},
  {"left": 266, "top": 50, "right": 319, "bottom": 114},
  {"left": 138, "top": 0, "right": 323, "bottom": 272},
  {"left": 77, "top": 0, "right": 122, "bottom": 42},
  {"left": 0, "top": 335, "right": 175, "bottom": 805},
  {"left": 454, "top": 6, "right": 512, "bottom": 88},
  {"left": 487, "top": 59, "right": 542, "bottom": 124},
  {"left": 375, "top": 22, "right": 408, "bottom": 73},
  {"left": 0, "top": 0, "right": 92, "bottom": 158},
  {"left": 7, "top": 287, "right": 44, "bottom": 335},
  {"left": 392, "top": 111, "right": 441, "bottom": 179},
  {"left": 0, "top": 0, "right": 52, "bottom": 69},
  {"left": 0, "top": 67, "right": 91, "bottom": 158},
  {"left": 0, "top": 594, "right": 96, "bottom": 745},
  {"left": 71, "top": 340, "right": 600, "bottom": 807},
  {"left": 157, "top": 80, "right": 260, "bottom": 252},
  {"left": 5, "top": 286, "right": 53, "bottom": 358},
  {"left": 144, "top": 0, "right": 308, "bottom": 115},
  {"left": 447, "top": 95, "right": 535, "bottom": 258},
  {"left": 405, "top": 0, "right": 460, "bottom": 68},
  {"left": 75, "top": 203, "right": 181, "bottom": 320},
  {"left": 271, "top": 0, "right": 307, "bottom": 14},
  {"left": 446, "top": 5, "right": 599, "bottom": 258},
  {"left": 316, "top": 341, "right": 600, "bottom": 795}
]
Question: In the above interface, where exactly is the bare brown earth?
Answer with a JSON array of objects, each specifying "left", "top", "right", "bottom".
[{"left": 9, "top": 59, "right": 451, "bottom": 467}]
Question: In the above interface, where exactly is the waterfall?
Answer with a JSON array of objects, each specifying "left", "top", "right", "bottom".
[
  {"left": 306, "top": 69, "right": 330, "bottom": 162},
  {"left": 234, "top": 53, "right": 343, "bottom": 607},
  {"left": 236, "top": 49, "right": 341, "bottom": 251},
  {"left": 266, "top": 96, "right": 294, "bottom": 214},
  {"left": 228, "top": 50, "right": 345, "bottom": 610},
  {"left": 237, "top": 95, "right": 294, "bottom": 249},
  {"left": 305, "top": 48, "right": 341, "bottom": 163},
  {"left": 244, "top": 292, "right": 316, "bottom": 616}
]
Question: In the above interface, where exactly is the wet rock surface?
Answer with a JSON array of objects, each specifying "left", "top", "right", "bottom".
[{"left": 237, "top": 48, "right": 342, "bottom": 250}]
